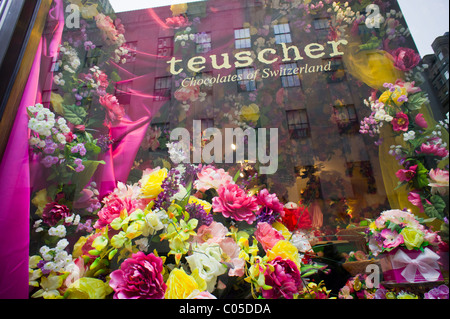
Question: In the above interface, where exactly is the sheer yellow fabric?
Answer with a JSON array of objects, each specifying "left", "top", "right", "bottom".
[{"left": 342, "top": 42, "right": 404, "bottom": 91}]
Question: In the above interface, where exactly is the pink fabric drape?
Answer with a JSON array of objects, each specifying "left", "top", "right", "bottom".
[{"left": 0, "top": 0, "right": 64, "bottom": 298}]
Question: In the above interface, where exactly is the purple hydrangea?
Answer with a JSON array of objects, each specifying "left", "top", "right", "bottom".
[{"left": 424, "top": 285, "right": 449, "bottom": 299}]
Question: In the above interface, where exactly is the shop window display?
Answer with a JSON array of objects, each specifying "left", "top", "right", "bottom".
[{"left": 0, "top": 0, "right": 448, "bottom": 301}]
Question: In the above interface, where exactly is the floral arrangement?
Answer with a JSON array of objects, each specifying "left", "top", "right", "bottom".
[
  {"left": 339, "top": 274, "right": 449, "bottom": 299},
  {"left": 367, "top": 209, "right": 442, "bottom": 256}
]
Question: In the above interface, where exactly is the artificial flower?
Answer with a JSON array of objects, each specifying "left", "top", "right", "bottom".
[
  {"left": 428, "top": 168, "right": 449, "bottom": 196},
  {"left": 31, "top": 189, "right": 50, "bottom": 216},
  {"left": 415, "top": 113, "right": 428, "bottom": 129},
  {"left": 99, "top": 93, "right": 125, "bottom": 125},
  {"left": 391, "top": 112, "right": 409, "bottom": 132},
  {"left": 254, "top": 222, "right": 284, "bottom": 251},
  {"left": 42, "top": 202, "right": 72, "bottom": 227},
  {"left": 212, "top": 183, "right": 259, "bottom": 224},
  {"left": 31, "top": 273, "right": 64, "bottom": 299},
  {"left": 164, "top": 268, "right": 206, "bottom": 299},
  {"left": 188, "top": 196, "right": 212, "bottom": 214},
  {"left": 170, "top": 3, "right": 188, "bottom": 16},
  {"left": 380, "top": 229, "right": 404, "bottom": 250},
  {"left": 424, "top": 285, "right": 449, "bottom": 299},
  {"left": 186, "top": 243, "right": 226, "bottom": 292},
  {"left": 262, "top": 257, "right": 302, "bottom": 299},
  {"left": 395, "top": 165, "right": 417, "bottom": 182},
  {"left": 109, "top": 252, "right": 166, "bottom": 299},
  {"left": 400, "top": 227, "right": 424, "bottom": 250},
  {"left": 194, "top": 166, "right": 234, "bottom": 192},
  {"left": 256, "top": 189, "right": 284, "bottom": 224},
  {"left": 192, "top": 221, "right": 227, "bottom": 244},
  {"left": 379, "top": 86, "right": 408, "bottom": 107},
  {"left": 174, "top": 85, "right": 200, "bottom": 102},
  {"left": 418, "top": 143, "right": 449, "bottom": 158},
  {"left": 66, "top": 277, "right": 112, "bottom": 299},
  {"left": 390, "top": 47, "right": 421, "bottom": 72},
  {"left": 219, "top": 237, "right": 245, "bottom": 277},
  {"left": 240, "top": 103, "right": 260, "bottom": 123},
  {"left": 266, "top": 240, "right": 301, "bottom": 268},
  {"left": 140, "top": 168, "right": 168, "bottom": 199},
  {"left": 281, "top": 204, "right": 312, "bottom": 232}
]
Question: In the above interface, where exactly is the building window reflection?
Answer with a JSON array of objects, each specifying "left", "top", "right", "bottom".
[
  {"left": 195, "top": 32, "right": 212, "bottom": 53},
  {"left": 157, "top": 37, "right": 173, "bottom": 57},
  {"left": 234, "top": 28, "right": 251, "bottom": 49},
  {"left": 153, "top": 76, "right": 172, "bottom": 101},
  {"left": 280, "top": 62, "right": 301, "bottom": 88},
  {"left": 286, "top": 109, "right": 310, "bottom": 139},
  {"left": 236, "top": 67, "right": 257, "bottom": 92},
  {"left": 274, "top": 23, "right": 292, "bottom": 44},
  {"left": 313, "top": 17, "right": 330, "bottom": 42},
  {"left": 84, "top": 46, "right": 103, "bottom": 68}
]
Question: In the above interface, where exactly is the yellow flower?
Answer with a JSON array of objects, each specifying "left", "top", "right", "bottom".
[
  {"left": 400, "top": 227, "right": 424, "bottom": 250},
  {"left": 65, "top": 277, "right": 113, "bottom": 299},
  {"left": 378, "top": 87, "right": 408, "bottom": 107},
  {"left": 31, "top": 189, "right": 49, "bottom": 216},
  {"left": 170, "top": 3, "right": 188, "bottom": 16},
  {"left": 188, "top": 196, "right": 211, "bottom": 214},
  {"left": 397, "top": 292, "right": 418, "bottom": 299},
  {"left": 31, "top": 273, "right": 64, "bottom": 299},
  {"left": 80, "top": 4, "right": 99, "bottom": 19},
  {"left": 240, "top": 103, "right": 260, "bottom": 123},
  {"left": 165, "top": 268, "right": 206, "bottom": 299},
  {"left": 272, "top": 222, "right": 291, "bottom": 240},
  {"left": 50, "top": 92, "right": 64, "bottom": 114},
  {"left": 140, "top": 168, "right": 168, "bottom": 199},
  {"left": 266, "top": 240, "right": 301, "bottom": 268}
]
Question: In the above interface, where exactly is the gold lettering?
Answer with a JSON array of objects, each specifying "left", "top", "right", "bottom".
[{"left": 257, "top": 48, "right": 278, "bottom": 64}]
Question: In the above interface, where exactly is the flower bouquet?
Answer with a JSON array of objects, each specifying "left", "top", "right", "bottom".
[{"left": 367, "top": 209, "right": 444, "bottom": 284}]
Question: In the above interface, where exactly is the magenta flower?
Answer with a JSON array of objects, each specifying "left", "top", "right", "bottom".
[
  {"left": 408, "top": 191, "right": 424, "bottom": 212},
  {"left": 419, "top": 143, "right": 449, "bottom": 158},
  {"left": 395, "top": 165, "right": 417, "bottom": 182},
  {"left": 109, "top": 252, "right": 167, "bottom": 299},
  {"left": 256, "top": 189, "right": 285, "bottom": 223},
  {"left": 212, "top": 183, "right": 259, "bottom": 224},
  {"left": 392, "top": 112, "right": 409, "bottom": 132},
  {"left": 390, "top": 47, "right": 421, "bottom": 72},
  {"left": 42, "top": 202, "right": 72, "bottom": 226},
  {"left": 262, "top": 257, "right": 302, "bottom": 299},
  {"left": 415, "top": 113, "right": 428, "bottom": 129},
  {"left": 380, "top": 229, "right": 404, "bottom": 249}
]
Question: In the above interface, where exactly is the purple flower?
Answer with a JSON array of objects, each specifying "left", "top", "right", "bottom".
[
  {"left": 41, "top": 155, "right": 59, "bottom": 168},
  {"left": 109, "top": 252, "right": 167, "bottom": 299},
  {"left": 185, "top": 202, "right": 213, "bottom": 228},
  {"left": 424, "top": 285, "right": 449, "bottom": 299},
  {"left": 256, "top": 189, "right": 284, "bottom": 224},
  {"left": 154, "top": 168, "right": 181, "bottom": 210},
  {"left": 71, "top": 143, "right": 87, "bottom": 156}
]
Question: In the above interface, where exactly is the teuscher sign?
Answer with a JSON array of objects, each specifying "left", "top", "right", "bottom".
[{"left": 167, "top": 40, "right": 349, "bottom": 86}]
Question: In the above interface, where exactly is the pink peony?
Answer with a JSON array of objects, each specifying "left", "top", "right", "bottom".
[
  {"left": 419, "top": 143, "right": 449, "bottom": 158},
  {"left": 94, "top": 193, "right": 136, "bottom": 229},
  {"left": 395, "top": 80, "right": 422, "bottom": 94},
  {"left": 391, "top": 112, "right": 409, "bottom": 132},
  {"left": 415, "top": 113, "right": 428, "bottom": 129},
  {"left": 42, "top": 202, "right": 72, "bottom": 226},
  {"left": 212, "top": 183, "right": 258, "bottom": 224},
  {"left": 219, "top": 237, "right": 245, "bottom": 277},
  {"left": 395, "top": 165, "right": 417, "bottom": 182},
  {"left": 109, "top": 252, "right": 166, "bottom": 299},
  {"left": 255, "top": 222, "right": 284, "bottom": 251},
  {"left": 262, "top": 257, "right": 302, "bottom": 299},
  {"left": 256, "top": 189, "right": 285, "bottom": 222},
  {"left": 390, "top": 47, "right": 421, "bottom": 72},
  {"left": 194, "top": 166, "right": 233, "bottom": 192}
]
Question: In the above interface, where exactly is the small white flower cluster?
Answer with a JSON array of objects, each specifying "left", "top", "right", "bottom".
[
  {"left": 39, "top": 239, "right": 74, "bottom": 273},
  {"left": 53, "top": 43, "right": 80, "bottom": 86},
  {"left": 28, "top": 104, "right": 70, "bottom": 140},
  {"left": 365, "top": 98, "right": 393, "bottom": 122},
  {"left": 48, "top": 225, "right": 67, "bottom": 238},
  {"left": 114, "top": 45, "right": 130, "bottom": 64},
  {"left": 388, "top": 144, "right": 403, "bottom": 156},
  {"left": 167, "top": 141, "right": 189, "bottom": 164},
  {"left": 403, "top": 130, "right": 416, "bottom": 142},
  {"left": 33, "top": 214, "right": 81, "bottom": 234}
]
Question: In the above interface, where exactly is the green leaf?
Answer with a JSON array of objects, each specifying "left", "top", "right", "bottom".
[
  {"left": 73, "top": 160, "right": 105, "bottom": 195},
  {"left": 63, "top": 105, "right": 87, "bottom": 125},
  {"left": 406, "top": 93, "right": 429, "bottom": 111},
  {"left": 430, "top": 195, "right": 446, "bottom": 214}
]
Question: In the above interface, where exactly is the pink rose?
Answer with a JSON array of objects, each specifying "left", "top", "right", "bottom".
[
  {"left": 219, "top": 237, "right": 245, "bottom": 277},
  {"left": 109, "top": 252, "right": 166, "bottom": 299},
  {"left": 212, "top": 183, "right": 258, "bottom": 224},
  {"left": 391, "top": 112, "right": 409, "bottom": 132},
  {"left": 395, "top": 165, "right": 417, "bottom": 182},
  {"left": 255, "top": 222, "right": 284, "bottom": 251},
  {"left": 415, "top": 113, "right": 428, "bottom": 129},
  {"left": 390, "top": 47, "right": 421, "bottom": 72}
]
